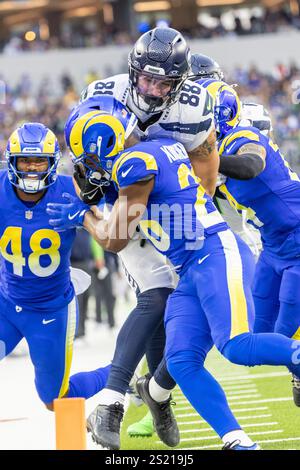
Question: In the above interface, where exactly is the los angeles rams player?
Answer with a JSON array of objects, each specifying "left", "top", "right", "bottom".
[
  {"left": 212, "top": 84, "right": 300, "bottom": 406},
  {"left": 56, "top": 96, "right": 179, "bottom": 450},
  {"left": 77, "top": 28, "right": 219, "bottom": 448},
  {"left": 0, "top": 123, "right": 110, "bottom": 410},
  {"left": 48, "top": 96, "right": 300, "bottom": 450}
]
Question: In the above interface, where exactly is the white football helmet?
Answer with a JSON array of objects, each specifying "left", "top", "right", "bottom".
[{"left": 240, "top": 102, "right": 273, "bottom": 136}]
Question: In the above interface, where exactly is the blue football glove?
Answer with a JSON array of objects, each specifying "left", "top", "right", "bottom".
[{"left": 46, "top": 192, "right": 90, "bottom": 231}]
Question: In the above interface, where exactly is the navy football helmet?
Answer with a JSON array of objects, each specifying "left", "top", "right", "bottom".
[
  {"left": 128, "top": 27, "right": 191, "bottom": 114},
  {"left": 189, "top": 53, "right": 224, "bottom": 81}
]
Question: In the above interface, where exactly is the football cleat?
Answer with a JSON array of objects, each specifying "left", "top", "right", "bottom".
[
  {"left": 222, "top": 439, "right": 260, "bottom": 450},
  {"left": 86, "top": 402, "right": 124, "bottom": 450},
  {"left": 136, "top": 374, "right": 180, "bottom": 447},
  {"left": 292, "top": 374, "right": 300, "bottom": 406},
  {"left": 127, "top": 410, "right": 154, "bottom": 437}
]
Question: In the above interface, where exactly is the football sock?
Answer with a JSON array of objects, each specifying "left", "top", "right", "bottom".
[
  {"left": 95, "top": 388, "right": 125, "bottom": 406},
  {"left": 222, "top": 430, "right": 255, "bottom": 447},
  {"left": 67, "top": 364, "right": 110, "bottom": 399},
  {"left": 149, "top": 377, "right": 171, "bottom": 402}
]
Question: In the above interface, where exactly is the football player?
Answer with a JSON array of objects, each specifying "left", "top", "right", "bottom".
[
  {"left": 52, "top": 97, "right": 179, "bottom": 450},
  {"left": 80, "top": 27, "right": 219, "bottom": 197},
  {"left": 74, "top": 28, "right": 219, "bottom": 448},
  {"left": 210, "top": 83, "right": 300, "bottom": 406},
  {"left": 0, "top": 123, "right": 110, "bottom": 411},
  {"left": 189, "top": 53, "right": 224, "bottom": 81},
  {"left": 48, "top": 96, "right": 300, "bottom": 450}
]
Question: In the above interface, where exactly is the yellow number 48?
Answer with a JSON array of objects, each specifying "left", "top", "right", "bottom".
[{"left": 0, "top": 227, "right": 61, "bottom": 277}]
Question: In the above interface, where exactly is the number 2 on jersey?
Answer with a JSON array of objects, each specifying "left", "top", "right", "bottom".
[{"left": 0, "top": 227, "right": 61, "bottom": 277}]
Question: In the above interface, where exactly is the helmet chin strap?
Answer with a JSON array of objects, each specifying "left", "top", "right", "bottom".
[
  {"left": 18, "top": 177, "right": 46, "bottom": 193},
  {"left": 128, "top": 88, "right": 168, "bottom": 118}
]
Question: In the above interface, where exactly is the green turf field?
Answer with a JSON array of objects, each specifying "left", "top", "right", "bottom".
[{"left": 121, "top": 348, "right": 300, "bottom": 450}]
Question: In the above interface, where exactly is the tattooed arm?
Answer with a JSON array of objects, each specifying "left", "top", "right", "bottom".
[{"left": 188, "top": 129, "right": 219, "bottom": 197}]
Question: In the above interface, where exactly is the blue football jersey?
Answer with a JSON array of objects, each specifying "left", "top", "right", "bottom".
[
  {"left": 0, "top": 172, "right": 77, "bottom": 311},
  {"left": 218, "top": 126, "right": 300, "bottom": 249},
  {"left": 111, "top": 138, "right": 227, "bottom": 273}
]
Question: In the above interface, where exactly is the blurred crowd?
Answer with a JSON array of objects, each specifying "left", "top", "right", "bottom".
[
  {"left": 1, "top": 6, "right": 300, "bottom": 53},
  {"left": 227, "top": 62, "right": 300, "bottom": 169},
  {"left": 0, "top": 61, "right": 299, "bottom": 170},
  {"left": 0, "top": 55, "right": 299, "bottom": 342},
  {"left": 186, "top": 6, "right": 300, "bottom": 40}
]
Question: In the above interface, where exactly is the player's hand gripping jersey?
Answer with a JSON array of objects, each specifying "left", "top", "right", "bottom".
[
  {"left": 218, "top": 126, "right": 300, "bottom": 257},
  {"left": 80, "top": 74, "right": 214, "bottom": 152},
  {"left": 111, "top": 138, "right": 227, "bottom": 274},
  {"left": 0, "top": 172, "right": 77, "bottom": 310}
]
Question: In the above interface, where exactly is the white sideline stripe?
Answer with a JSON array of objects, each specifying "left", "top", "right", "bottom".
[
  {"left": 229, "top": 397, "right": 291, "bottom": 406},
  {"left": 233, "top": 413, "right": 272, "bottom": 420},
  {"left": 174, "top": 388, "right": 258, "bottom": 402},
  {"left": 178, "top": 415, "right": 272, "bottom": 426},
  {"left": 175, "top": 395, "right": 264, "bottom": 409},
  {"left": 180, "top": 430, "right": 283, "bottom": 443},
  {"left": 226, "top": 389, "right": 258, "bottom": 395},
  {"left": 176, "top": 406, "right": 269, "bottom": 418},
  {"left": 156, "top": 429, "right": 283, "bottom": 444},
  {"left": 176, "top": 406, "right": 196, "bottom": 411},
  {"left": 184, "top": 436, "right": 300, "bottom": 450},
  {"left": 228, "top": 394, "right": 261, "bottom": 401},
  {"left": 231, "top": 406, "right": 268, "bottom": 412},
  {"left": 180, "top": 423, "right": 278, "bottom": 434},
  {"left": 222, "top": 383, "right": 255, "bottom": 391},
  {"left": 176, "top": 412, "right": 199, "bottom": 418},
  {"left": 173, "top": 383, "right": 255, "bottom": 397},
  {"left": 218, "top": 371, "right": 289, "bottom": 382}
]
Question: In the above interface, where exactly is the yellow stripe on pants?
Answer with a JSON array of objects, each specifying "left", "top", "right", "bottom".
[
  {"left": 59, "top": 297, "right": 77, "bottom": 398},
  {"left": 218, "top": 230, "right": 250, "bottom": 339}
]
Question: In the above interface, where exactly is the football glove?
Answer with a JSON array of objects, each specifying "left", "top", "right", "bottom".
[
  {"left": 46, "top": 192, "right": 90, "bottom": 231},
  {"left": 73, "top": 163, "right": 109, "bottom": 206}
]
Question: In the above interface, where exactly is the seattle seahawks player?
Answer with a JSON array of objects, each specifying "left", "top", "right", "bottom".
[
  {"left": 48, "top": 97, "right": 300, "bottom": 450},
  {"left": 189, "top": 53, "right": 224, "bottom": 81},
  {"left": 0, "top": 122, "right": 110, "bottom": 410},
  {"left": 58, "top": 96, "right": 178, "bottom": 450},
  {"left": 212, "top": 84, "right": 300, "bottom": 407},
  {"left": 80, "top": 27, "right": 219, "bottom": 197}
]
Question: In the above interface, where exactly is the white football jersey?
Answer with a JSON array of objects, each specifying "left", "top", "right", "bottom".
[
  {"left": 119, "top": 236, "right": 176, "bottom": 294},
  {"left": 81, "top": 73, "right": 213, "bottom": 294},
  {"left": 80, "top": 73, "right": 214, "bottom": 151},
  {"left": 101, "top": 204, "right": 176, "bottom": 294}
]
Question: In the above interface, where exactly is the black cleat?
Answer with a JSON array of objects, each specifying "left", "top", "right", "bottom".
[
  {"left": 292, "top": 374, "right": 300, "bottom": 406},
  {"left": 86, "top": 402, "right": 124, "bottom": 449},
  {"left": 136, "top": 374, "right": 180, "bottom": 447}
]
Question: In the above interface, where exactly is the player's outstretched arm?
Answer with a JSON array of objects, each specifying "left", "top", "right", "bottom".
[
  {"left": 219, "top": 143, "right": 266, "bottom": 180},
  {"left": 83, "top": 178, "right": 154, "bottom": 253},
  {"left": 188, "top": 129, "right": 219, "bottom": 197}
]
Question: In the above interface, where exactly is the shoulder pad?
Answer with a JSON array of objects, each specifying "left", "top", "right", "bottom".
[
  {"left": 112, "top": 149, "right": 158, "bottom": 188},
  {"left": 219, "top": 126, "right": 263, "bottom": 155}
]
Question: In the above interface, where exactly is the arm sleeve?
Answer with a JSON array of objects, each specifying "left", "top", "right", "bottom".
[{"left": 219, "top": 153, "right": 265, "bottom": 180}]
